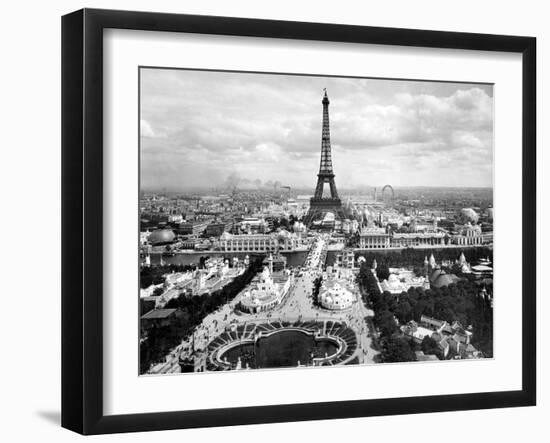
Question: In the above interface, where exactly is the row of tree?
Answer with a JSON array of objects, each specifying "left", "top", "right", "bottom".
[
  {"left": 357, "top": 265, "right": 413, "bottom": 362},
  {"left": 311, "top": 276, "right": 323, "bottom": 308}
]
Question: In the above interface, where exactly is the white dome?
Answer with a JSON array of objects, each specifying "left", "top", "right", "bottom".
[
  {"left": 220, "top": 232, "right": 233, "bottom": 240},
  {"left": 147, "top": 229, "right": 175, "bottom": 245},
  {"left": 459, "top": 208, "right": 479, "bottom": 224}
]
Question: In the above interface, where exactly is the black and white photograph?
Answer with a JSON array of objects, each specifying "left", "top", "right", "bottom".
[
  {"left": 139, "top": 68, "right": 494, "bottom": 375},
  {"left": 0, "top": 0, "right": 544, "bottom": 440}
]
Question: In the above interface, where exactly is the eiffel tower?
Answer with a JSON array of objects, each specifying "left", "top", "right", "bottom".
[{"left": 304, "top": 89, "right": 346, "bottom": 226}]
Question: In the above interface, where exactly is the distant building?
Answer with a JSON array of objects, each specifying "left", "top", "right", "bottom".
[
  {"left": 430, "top": 271, "right": 460, "bottom": 288},
  {"left": 380, "top": 268, "right": 429, "bottom": 294},
  {"left": 292, "top": 221, "right": 307, "bottom": 235},
  {"left": 425, "top": 253, "right": 461, "bottom": 288},
  {"left": 353, "top": 220, "right": 492, "bottom": 250},
  {"left": 168, "top": 214, "right": 184, "bottom": 224},
  {"left": 176, "top": 220, "right": 211, "bottom": 236},
  {"left": 151, "top": 257, "right": 248, "bottom": 308},
  {"left": 400, "top": 320, "right": 434, "bottom": 342},
  {"left": 471, "top": 258, "right": 493, "bottom": 278},
  {"left": 402, "top": 315, "right": 480, "bottom": 360},
  {"left": 334, "top": 248, "right": 355, "bottom": 269},
  {"left": 410, "top": 217, "right": 438, "bottom": 233},
  {"left": 204, "top": 221, "right": 230, "bottom": 237},
  {"left": 341, "top": 219, "right": 359, "bottom": 234},
  {"left": 391, "top": 232, "right": 447, "bottom": 247},
  {"left": 140, "top": 308, "right": 185, "bottom": 334},
  {"left": 238, "top": 266, "right": 293, "bottom": 313},
  {"left": 140, "top": 296, "right": 157, "bottom": 316},
  {"left": 359, "top": 226, "right": 390, "bottom": 249},
  {"left": 180, "top": 238, "right": 199, "bottom": 249},
  {"left": 319, "top": 264, "right": 356, "bottom": 311},
  {"left": 452, "top": 222, "right": 485, "bottom": 245},
  {"left": 263, "top": 252, "right": 287, "bottom": 273},
  {"left": 164, "top": 271, "right": 193, "bottom": 288},
  {"left": 318, "top": 279, "right": 354, "bottom": 310},
  {"left": 235, "top": 217, "right": 269, "bottom": 234},
  {"left": 216, "top": 230, "right": 302, "bottom": 252},
  {"left": 140, "top": 230, "right": 152, "bottom": 246}
]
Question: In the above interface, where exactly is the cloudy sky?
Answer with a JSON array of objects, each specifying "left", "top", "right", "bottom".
[{"left": 140, "top": 68, "right": 493, "bottom": 192}]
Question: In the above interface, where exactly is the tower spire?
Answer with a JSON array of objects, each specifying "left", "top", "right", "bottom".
[
  {"left": 318, "top": 89, "right": 334, "bottom": 175},
  {"left": 304, "top": 89, "right": 346, "bottom": 227}
]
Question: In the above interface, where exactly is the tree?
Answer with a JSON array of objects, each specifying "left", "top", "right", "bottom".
[
  {"left": 395, "top": 300, "right": 413, "bottom": 323},
  {"left": 375, "top": 310, "right": 398, "bottom": 338},
  {"left": 376, "top": 263, "right": 390, "bottom": 281},
  {"left": 421, "top": 336, "right": 442, "bottom": 359},
  {"left": 312, "top": 276, "right": 323, "bottom": 307},
  {"left": 381, "top": 337, "right": 417, "bottom": 363},
  {"left": 277, "top": 217, "right": 290, "bottom": 230},
  {"left": 152, "top": 286, "right": 164, "bottom": 297},
  {"left": 357, "top": 262, "right": 382, "bottom": 309}
]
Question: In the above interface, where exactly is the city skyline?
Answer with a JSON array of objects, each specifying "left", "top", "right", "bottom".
[{"left": 140, "top": 68, "right": 494, "bottom": 191}]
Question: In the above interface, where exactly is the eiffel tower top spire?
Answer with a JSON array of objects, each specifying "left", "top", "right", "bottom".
[{"left": 319, "top": 89, "right": 334, "bottom": 176}]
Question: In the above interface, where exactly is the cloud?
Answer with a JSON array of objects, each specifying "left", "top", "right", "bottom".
[
  {"left": 140, "top": 119, "right": 156, "bottom": 138},
  {"left": 139, "top": 69, "right": 493, "bottom": 190},
  {"left": 331, "top": 88, "right": 492, "bottom": 152}
]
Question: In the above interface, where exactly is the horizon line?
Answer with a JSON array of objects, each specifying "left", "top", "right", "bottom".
[{"left": 140, "top": 185, "right": 494, "bottom": 192}]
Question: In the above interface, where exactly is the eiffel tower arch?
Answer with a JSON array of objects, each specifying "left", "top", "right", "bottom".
[{"left": 304, "top": 90, "right": 347, "bottom": 227}]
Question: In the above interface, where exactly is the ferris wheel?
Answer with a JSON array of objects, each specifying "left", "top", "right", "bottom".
[{"left": 381, "top": 184, "right": 394, "bottom": 202}]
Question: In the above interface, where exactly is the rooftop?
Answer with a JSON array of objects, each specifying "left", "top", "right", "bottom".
[{"left": 141, "top": 308, "right": 178, "bottom": 320}]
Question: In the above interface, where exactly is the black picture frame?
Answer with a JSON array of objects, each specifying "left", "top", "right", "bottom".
[{"left": 61, "top": 8, "right": 537, "bottom": 435}]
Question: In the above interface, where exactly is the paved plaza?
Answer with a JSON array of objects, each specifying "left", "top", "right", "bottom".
[{"left": 167, "top": 238, "right": 379, "bottom": 371}]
